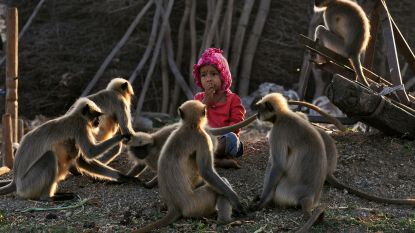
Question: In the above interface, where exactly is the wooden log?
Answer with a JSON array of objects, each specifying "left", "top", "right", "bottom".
[
  {"left": 6, "top": 7, "right": 18, "bottom": 143},
  {"left": 327, "top": 75, "right": 415, "bottom": 138},
  {"left": 2, "top": 114, "right": 13, "bottom": 168}
]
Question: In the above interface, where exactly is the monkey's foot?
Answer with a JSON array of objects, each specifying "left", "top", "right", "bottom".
[
  {"left": 296, "top": 204, "right": 327, "bottom": 233},
  {"left": 215, "top": 158, "right": 242, "bottom": 169}
]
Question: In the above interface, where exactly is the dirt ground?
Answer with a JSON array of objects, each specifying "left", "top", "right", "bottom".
[{"left": 0, "top": 123, "right": 414, "bottom": 233}]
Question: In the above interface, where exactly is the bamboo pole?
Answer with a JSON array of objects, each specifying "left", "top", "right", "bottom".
[
  {"left": 6, "top": 7, "right": 18, "bottom": 143},
  {"left": 2, "top": 114, "right": 13, "bottom": 168}
]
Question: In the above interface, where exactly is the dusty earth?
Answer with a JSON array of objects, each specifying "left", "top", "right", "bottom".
[{"left": 0, "top": 122, "right": 414, "bottom": 233}]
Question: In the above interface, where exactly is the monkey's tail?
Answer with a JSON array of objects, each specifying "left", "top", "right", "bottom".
[
  {"left": 350, "top": 55, "right": 370, "bottom": 87},
  {"left": 0, "top": 179, "right": 16, "bottom": 195},
  {"left": 327, "top": 175, "right": 415, "bottom": 205},
  {"left": 132, "top": 209, "right": 181, "bottom": 233},
  {"left": 207, "top": 113, "right": 258, "bottom": 136},
  {"left": 288, "top": 101, "right": 347, "bottom": 132}
]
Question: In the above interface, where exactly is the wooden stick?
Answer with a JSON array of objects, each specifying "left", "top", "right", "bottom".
[
  {"left": 82, "top": 0, "right": 154, "bottom": 97},
  {"left": 18, "top": 118, "right": 24, "bottom": 142},
  {"left": 380, "top": 0, "right": 410, "bottom": 105},
  {"left": 2, "top": 114, "right": 13, "bottom": 169},
  {"left": 134, "top": 0, "right": 174, "bottom": 119},
  {"left": 6, "top": 6, "right": 18, "bottom": 143}
]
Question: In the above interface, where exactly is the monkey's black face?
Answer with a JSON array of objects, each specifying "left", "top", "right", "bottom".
[
  {"left": 256, "top": 102, "right": 276, "bottom": 123},
  {"left": 92, "top": 116, "right": 100, "bottom": 128},
  {"left": 129, "top": 145, "right": 150, "bottom": 159}
]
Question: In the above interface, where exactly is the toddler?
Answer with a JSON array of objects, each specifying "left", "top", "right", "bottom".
[{"left": 193, "top": 48, "right": 246, "bottom": 169}]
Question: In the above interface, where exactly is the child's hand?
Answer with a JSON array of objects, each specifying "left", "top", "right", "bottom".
[{"left": 203, "top": 84, "right": 216, "bottom": 105}]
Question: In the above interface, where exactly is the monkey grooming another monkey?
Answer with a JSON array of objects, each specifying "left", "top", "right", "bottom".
[
  {"left": 127, "top": 114, "right": 258, "bottom": 188},
  {"left": 295, "top": 112, "right": 415, "bottom": 205},
  {"left": 68, "top": 77, "right": 135, "bottom": 177},
  {"left": 0, "top": 98, "right": 130, "bottom": 201},
  {"left": 251, "top": 93, "right": 327, "bottom": 231},
  {"left": 314, "top": 0, "right": 371, "bottom": 87},
  {"left": 83, "top": 77, "right": 135, "bottom": 165},
  {"left": 133, "top": 100, "right": 245, "bottom": 233}
]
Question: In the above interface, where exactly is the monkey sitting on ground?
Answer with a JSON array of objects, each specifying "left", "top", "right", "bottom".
[
  {"left": 313, "top": 0, "right": 371, "bottom": 87},
  {"left": 250, "top": 93, "right": 327, "bottom": 232},
  {"left": 127, "top": 114, "right": 258, "bottom": 188},
  {"left": 296, "top": 112, "right": 415, "bottom": 205},
  {"left": 133, "top": 100, "right": 245, "bottom": 233},
  {"left": 82, "top": 77, "right": 135, "bottom": 165},
  {"left": 0, "top": 98, "right": 131, "bottom": 201},
  {"left": 68, "top": 77, "right": 135, "bottom": 177}
]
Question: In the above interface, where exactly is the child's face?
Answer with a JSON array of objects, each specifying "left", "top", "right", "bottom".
[{"left": 200, "top": 65, "right": 222, "bottom": 93}]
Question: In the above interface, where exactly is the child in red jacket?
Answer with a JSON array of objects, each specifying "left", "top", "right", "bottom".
[{"left": 193, "top": 48, "right": 245, "bottom": 169}]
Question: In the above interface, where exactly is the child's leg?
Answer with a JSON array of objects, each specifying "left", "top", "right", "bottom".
[{"left": 214, "top": 133, "right": 243, "bottom": 169}]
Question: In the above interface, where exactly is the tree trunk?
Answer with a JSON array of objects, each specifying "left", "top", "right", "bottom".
[
  {"left": 238, "top": 0, "right": 271, "bottom": 97},
  {"left": 328, "top": 75, "right": 415, "bottom": 138}
]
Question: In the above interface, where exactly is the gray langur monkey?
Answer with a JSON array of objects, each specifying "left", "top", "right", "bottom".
[
  {"left": 297, "top": 112, "right": 415, "bottom": 205},
  {"left": 251, "top": 93, "right": 327, "bottom": 223},
  {"left": 69, "top": 77, "right": 135, "bottom": 177},
  {"left": 0, "top": 98, "right": 131, "bottom": 201},
  {"left": 127, "top": 114, "right": 258, "bottom": 188},
  {"left": 83, "top": 77, "right": 135, "bottom": 164},
  {"left": 314, "top": 0, "right": 371, "bottom": 87},
  {"left": 133, "top": 100, "right": 245, "bottom": 233}
]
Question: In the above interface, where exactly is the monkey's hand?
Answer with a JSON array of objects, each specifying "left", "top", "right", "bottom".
[{"left": 121, "top": 134, "right": 132, "bottom": 144}]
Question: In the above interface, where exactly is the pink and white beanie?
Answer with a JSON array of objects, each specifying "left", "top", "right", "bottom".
[{"left": 193, "top": 48, "right": 232, "bottom": 92}]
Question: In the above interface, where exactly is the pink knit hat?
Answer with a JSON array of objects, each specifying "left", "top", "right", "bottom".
[{"left": 193, "top": 48, "right": 232, "bottom": 91}]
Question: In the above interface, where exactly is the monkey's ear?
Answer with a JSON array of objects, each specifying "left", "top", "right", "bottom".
[
  {"left": 265, "top": 102, "right": 274, "bottom": 112},
  {"left": 178, "top": 108, "right": 185, "bottom": 120},
  {"left": 82, "top": 104, "right": 91, "bottom": 116}
]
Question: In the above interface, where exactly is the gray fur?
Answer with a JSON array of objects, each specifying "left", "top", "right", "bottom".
[
  {"left": 0, "top": 98, "right": 126, "bottom": 201},
  {"left": 135, "top": 100, "right": 244, "bottom": 232},
  {"left": 254, "top": 93, "right": 327, "bottom": 217},
  {"left": 314, "top": 0, "right": 370, "bottom": 86}
]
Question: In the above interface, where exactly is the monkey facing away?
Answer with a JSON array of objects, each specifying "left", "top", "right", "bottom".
[
  {"left": 0, "top": 98, "right": 130, "bottom": 201},
  {"left": 133, "top": 100, "right": 245, "bottom": 233},
  {"left": 127, "top": 114, "right": 258, "bottom": 188},
  {"left": 251, "top": 93, "right": 327, "bottom": 222},
  {"left": 314, "top": 0, "right": 371, "bottom": 87},
  {"left": 296, "top": 112, "right": 415, "bottom": 205}
]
